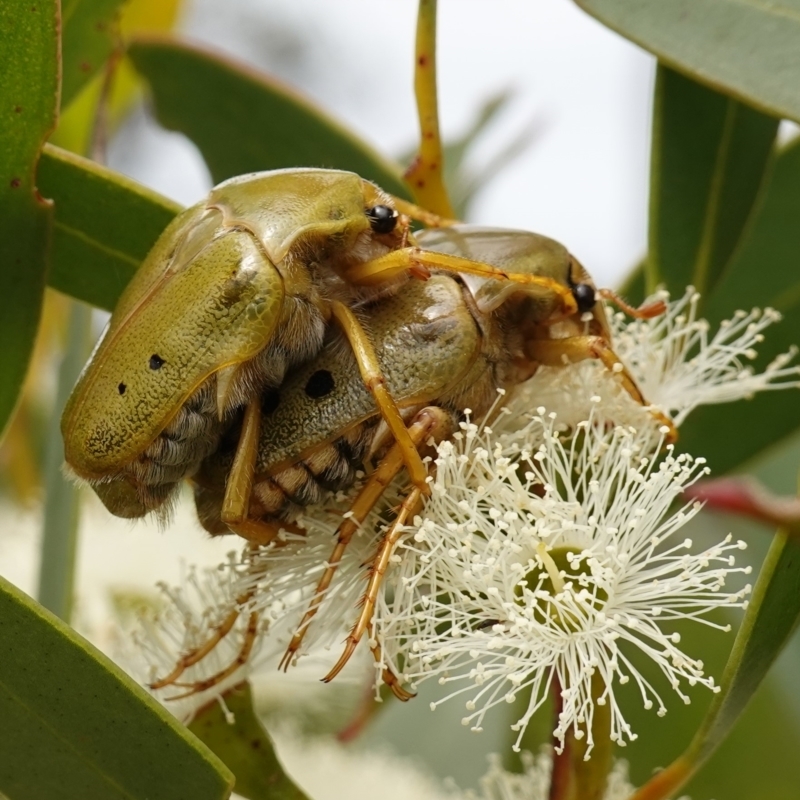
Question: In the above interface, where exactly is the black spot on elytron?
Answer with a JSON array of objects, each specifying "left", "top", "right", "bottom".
[
  {"left": 118, "top": 382, "right": 126, "bottom": 395},
  {"left": 366, "top": 204, "right": 398, "bottom": 234},
  {"left": 304, "top": 369, "right": 335, "bottom": 399},
  {"left": 573, "top": 283, "right": 596, "bottom": 314},
  {"left": 261, "top": 389, "right": 281, "bottom": 416},
  {"left": 149, "top": 354, "right": 165, "bottom": 370}
]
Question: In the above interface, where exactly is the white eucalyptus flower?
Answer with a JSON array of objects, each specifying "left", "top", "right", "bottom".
[
  {"left": 125, "top": 554, "right": 264, "bottom": 721},
  {"left": 124, "top": 547, "right": 370, "bottom": 724},
  {"left": 234, "top": 504, "right": 387, "bottom": 663},
  {"left": 374, "top": 412, "right": 752, "bottom": 754},
  {"left": 514, "top": 287, "right": 800, "bottom": 432},
  {"left": 463, "top": 750, "right": 644, "bottom": 800}
]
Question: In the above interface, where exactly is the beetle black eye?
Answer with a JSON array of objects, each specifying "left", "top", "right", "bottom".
[
  {"left": 366, "top": 204, "right": 398, "bottom": 234},
  {"left": 573, "top": 283, "right": 596, "bottom": 314},
  {"left": 149, "top": 354, "right": 165, "bottom": 370}
]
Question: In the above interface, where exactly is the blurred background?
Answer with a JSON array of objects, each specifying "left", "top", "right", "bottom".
[{"left": 3, "top": 1, "right": 800, "bottom": 798}]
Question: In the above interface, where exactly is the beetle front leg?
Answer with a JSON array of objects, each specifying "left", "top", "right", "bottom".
[
  {"left": 526, "top": 336, "right": 678, "bottom": 440},
  {"left": 343, "top": 248, "right": 578, "bottom": 317}
]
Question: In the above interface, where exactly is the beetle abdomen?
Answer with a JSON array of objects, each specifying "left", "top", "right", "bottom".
[{"left": 194, "top": 420, "right": 378, "bottom": 536}]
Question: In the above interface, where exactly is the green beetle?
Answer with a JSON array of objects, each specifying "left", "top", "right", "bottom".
[
  {"left": 155, "top": 225, "right": 665, "bottom": 698},
  {"left": 62, "top": 171, "right": 581, "bottom": 526}
]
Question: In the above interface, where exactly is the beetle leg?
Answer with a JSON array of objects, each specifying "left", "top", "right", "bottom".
[
  {"left": 526, "top": 336, "right": 678, "bottom": 441},
  {"left": 323, "top": 484, "right": 425, "bottom": 684},
  {"left": 225, "top": 517, "right": 304, "bottom": 546},
  {"left": 344, "top": 248, "right": 578, "bottom": 317},
  {"left": 368, "top": 622, "right": 415, "bottom": 702},
  {"left": 598, "top": 288, "right": 667, "bottom": 319},
  {"left": 220, "top": 399, "right": 261, "bottom": 530},
  {"left": 165, "top": 609, "right": 260, "bottom": 700},
  {"left": 150, "top": 547, "right": 261, "bottom": 691},
  {"left": 278, "top": 406, "right": 451, "bottom": 672},
  {"left": 329, "top": 300, "right": 430, "bottom": 492}
]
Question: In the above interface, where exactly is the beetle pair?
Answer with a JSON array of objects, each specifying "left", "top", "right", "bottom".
[{"left": 61, "top": 169, "right": 667, "bottom": 697}]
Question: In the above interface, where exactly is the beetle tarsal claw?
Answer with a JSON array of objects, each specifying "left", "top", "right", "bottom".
[{"left": 215, "top": 364, "right": 240, "bottom": 420}]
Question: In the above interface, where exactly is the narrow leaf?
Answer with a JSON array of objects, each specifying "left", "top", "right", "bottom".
[
  {"left": 648, "top": 66, "right": 777, "bottom": 298},
  {"left": 574, "top": 0, "right": 800, "bottom": 123},
  {"left": 0, "top": 575, "right": 234, "bottom": 800},
  {"left": 37, "top": 301, "right": 93, "bottom": 620},
  {"left": 189, "top": 682, "right": 309, "bottom": 800},
  {"left": 0, "top": 0, "right": 60, "bottom": 438},
  {"left": 698, "top": 532, "right": 800, "bottom": 758},
  {"left": 61, "top": 0, "right": 126, "bottom": 109},
  {"left": 39, "top": 143, "right": 181, "bottom": 311},
  {"left": 127, "top": 35, "right": 409, "bottom": 196},
  {"left": 677, "top": 138, "right": 800, "bottom": 474}
]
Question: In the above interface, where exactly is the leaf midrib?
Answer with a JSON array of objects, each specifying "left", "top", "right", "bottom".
[{"left": 54, "top": 219, "right": 142, "bottom": 268}]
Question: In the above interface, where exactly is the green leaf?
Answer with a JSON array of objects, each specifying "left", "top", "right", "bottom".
[
  {"left": 127, "top": 36, "right": 409, "bottom": 196},
  {"left": 573, "top": 0, "right": 800, "bottom": 123},
  {"left": 0, "top": 0, "right": 60, "bottom": 439},
  {"left": 189, "top": 682, "right": 308, "bottom": 800},
  {"left": 692, "top": 532, "right": 800, "bottom": 763},
  {"left": 61, "top": 0, "right": 126, "bottom": 109},
  {"left": 677, "top": 138, "right": 800, "bottom": 474},
  {"left": 0, "top": 575, "right": 234, "bottom": 800},
  {"left": 39, "top": 143, "right": 181, "bottom": 311},
  {"left": 37, "top": 301, "right": 93, "bottom": 621},
  {"left": 647, "top": 65, "right": 777, "bottom": 299}
]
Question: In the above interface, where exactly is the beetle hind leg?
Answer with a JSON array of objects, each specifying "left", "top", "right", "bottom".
[
  {"left": 323, "top": 483, "right": 425, "bottom": 684},
  {"left": 278, "top": 406, "right": 452, "bottom": 673}
]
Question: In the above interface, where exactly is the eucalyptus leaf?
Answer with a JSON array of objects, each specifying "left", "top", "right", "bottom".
[
  {"left": 677, "top": 139, "right": 800, "bottom": 474},
  {"left": 574, "top": 0, "right": 800, "bottom": 123},
  {"left": 0, "top": 0, "right": 59, "bottom": 439},
  {"left": 128, "top": 35, "right": 409, "bottom": 196},
  {"left": 0, "top": 575, "right": 234, "bottom": 800},
  {"left": 189, "top": 682, "right": 308, "bottom": 800},
  {"left": 691, "top": 532, "right": 800, "bottom": 764},
  {"left": 647, "top": 65, "right": 777, "bottom": 299},
  {"left": 39, "top": 143, "right": 180, "bottom": 311},
  {"left": 61, "top": 0, "right": 126, "bottom": 109}
]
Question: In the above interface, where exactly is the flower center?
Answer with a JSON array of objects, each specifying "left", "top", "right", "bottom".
[{"left": 516, "top": 545, "right": 608, "bottom": 631}]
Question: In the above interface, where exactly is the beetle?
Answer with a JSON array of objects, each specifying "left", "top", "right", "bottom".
[
  {"left": 61, "top": 170, "right": 579, "bottom": 538},
  {"left": 152, "top": 224, "right": 668, "bottom": 698}
]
